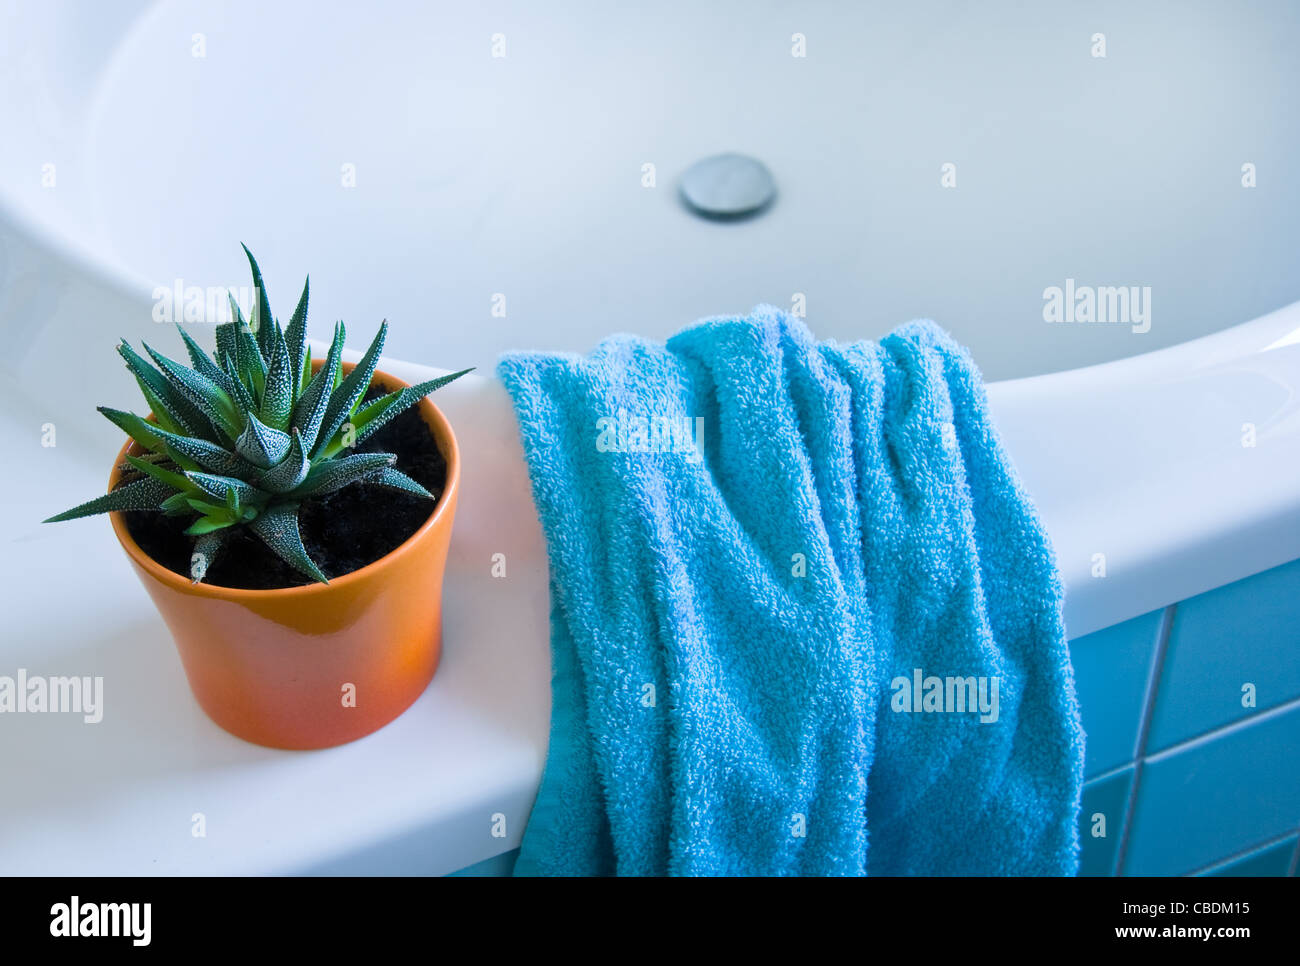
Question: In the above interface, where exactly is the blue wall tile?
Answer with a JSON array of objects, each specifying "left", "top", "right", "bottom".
[
  {"left": 1148, "top": 557, "right": 1300, "bottom": 753},
  {"left": 1202, "top": 836, "right": 1297, "bottom": 877},
  {"left": 1069, "top": 610, "right": 1163, "bottom": 777},
  {"left": 1124, "top": 701, "right": 1300, "bottom": 876},
  {"left": 1079, "top": 767, "right": 1134, "bottom": 877}
]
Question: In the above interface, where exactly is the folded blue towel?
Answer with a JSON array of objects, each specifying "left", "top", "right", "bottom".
[{"left": 498, "top": 307, "right": 1084, "bottom": 876}]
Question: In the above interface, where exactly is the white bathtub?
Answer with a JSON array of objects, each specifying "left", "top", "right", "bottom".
[{"left": 2, "top": 0, "right": 1299, "bottom": 876}]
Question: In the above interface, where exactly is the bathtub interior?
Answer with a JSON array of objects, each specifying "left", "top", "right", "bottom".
[
  {"left": 5, "top": 0, "right": 1300, "bottom": 383},
  {"left": 2, "top": 0, "right": 1299, "bottom": 878}
]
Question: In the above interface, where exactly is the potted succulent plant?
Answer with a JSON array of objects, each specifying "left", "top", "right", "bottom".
[{"left": 46, "top": 247, "right": 470, "bottom": 749}]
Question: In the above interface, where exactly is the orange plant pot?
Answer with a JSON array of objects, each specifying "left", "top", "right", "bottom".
[{"left": 108, "top": 362, "right": 460, "bottom": 750}]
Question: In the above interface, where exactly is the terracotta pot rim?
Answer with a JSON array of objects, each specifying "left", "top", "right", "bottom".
[{"left": 107, "top": 363, "right": 461, "bottom": 600}]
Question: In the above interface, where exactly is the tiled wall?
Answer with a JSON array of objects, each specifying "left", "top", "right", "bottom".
[{"left": 1072, "top": 557, "right": 1300, "bottom": 877}]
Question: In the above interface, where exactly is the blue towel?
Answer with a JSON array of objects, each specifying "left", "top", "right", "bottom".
[{"left": 498, "top": 307, "right": 1084, "bottom": 876}]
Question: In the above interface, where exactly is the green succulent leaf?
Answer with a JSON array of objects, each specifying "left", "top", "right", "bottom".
[
  {"left": 216, "top": 349, "right": 256, "bottom": 416},
  {"left": 143, "top": 343, "right": 242, "bottom": 439},
  {"left": 185, "top": 496, "right": 228, "bottom": 516},
  {"left": 175, "top": 325, "right": 241, "bottom": 400},
  {"left": 325, "top": 369, "right": 472, "bottom": 456},
  {"left": 242, "top": 243, "right": 277, "bottom": 358},
  {"left": 119, "top": 341, "right": 211, "bottom": 437},
  {"left": 185, "top": 471, "right": 264, "bottom": 505},
  {"left": 185, "top": 514, "right": 237, "bottom": 536},
  {"left": 259, "top": 321, "right": 294, "bottom": 431},
  {"left": 235, "top": 411, "right": 292, "bottom": 468},
  {"left": 293, "top": 452, "right": 395, "bottom": 498},
  {"left": 214, "top": 322, "right": 236, "bottom": 363},
  {"left": 190, "top": 530, "right": 226, "bottom": 583},
  {"left": 291, "top": 322, "right": 344, "bottom": 452},
  {"left": 178, "top": 326, "right": 254, "bottom": 429},
  {"left": 257, "top": 429, "right": 310, "bottom": 494},
  {"left": 160, "top": 491, "right": 195, "bottom": 516},
  {"left": 227, "top": 295, "right": 267, "bottom": 398},
  {"left": 44, "top": 476, "right": 177, "bottom": 522},
  {"left": 132, "top": 377, "right": 187, "bottom": 436},
  {"left": 284, "top": 276, "right": 309, "bottom": 402},
  {"left": 300, "top": 344, "right": 312, "bottom": 397},
  {"left": 248, "top": 502, "right": 328, "bottom": 583},
  {"left": 366, "top": 467, "right": 435, "bottom": 499},
  {"left": 157, "top": 445, "right": 202, "bottom": 474},
  {"left": 98, "top": 407, "right": 166, "bottom": 455},
  {"left": 125, "top": 454, "right": 200, "bottom": 495},
  {"left": 314, "top": 320, "right": 378, "bottom": 456},
  {"left": 147, "top": 425, "right": 259, "bottom": 477}
]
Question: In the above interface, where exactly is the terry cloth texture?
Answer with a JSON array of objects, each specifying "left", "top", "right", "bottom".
[{"left": 497, "top": 307, "right": 1084, "bottom": 876}]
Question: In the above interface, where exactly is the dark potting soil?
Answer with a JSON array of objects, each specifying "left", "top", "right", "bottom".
[{"left": 123, "top": 391, "right": 446, "bottom": 589}]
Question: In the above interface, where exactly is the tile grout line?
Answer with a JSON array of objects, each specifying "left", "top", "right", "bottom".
[
  {"left": 1186, "top": 827, "right": 1300, "bottom": 876},
  {"left": 1113, "top": 603, "right": 1176, "bottom": 877},
  {"left": 1083, "top": 761, "right": 1135, "bottom": 786},
  {"left": 1142, "top": 692, "right": 1300, "bottom": 764},
  {"left": 1084, "top": 693, "right": 1300, "bottom": 786}
]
